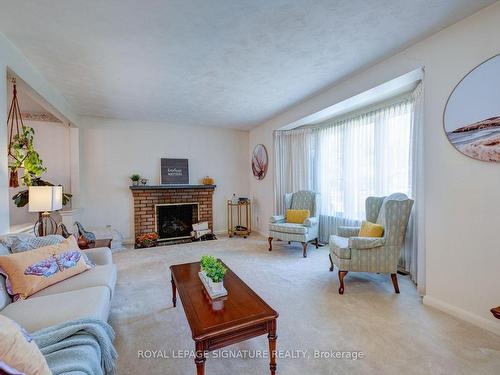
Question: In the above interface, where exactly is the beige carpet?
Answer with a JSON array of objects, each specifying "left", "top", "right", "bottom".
[{"left": 110, "top": 235, "right": 500, "bottom": 375}]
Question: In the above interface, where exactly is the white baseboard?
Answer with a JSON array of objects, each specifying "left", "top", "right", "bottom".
[{"left": 423, "top": 295, "right": 500, "bottom": 336}]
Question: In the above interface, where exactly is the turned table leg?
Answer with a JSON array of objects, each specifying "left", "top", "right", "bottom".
[
  {"left": 268, "top": 320, "right": 277, "bottom": 375},
  {"left": 195, "top": 342, "right": 206, "bottom": 375},
  {"left": 171, "top": 274, "right": 177, "bottom": 307},
  {"left": 268, "top": 237, "right": 273, "bottom": 251}
]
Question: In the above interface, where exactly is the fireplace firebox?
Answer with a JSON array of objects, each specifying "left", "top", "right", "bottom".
[{"left": 155, "top": 203, "right": 199, "bottom": 241}]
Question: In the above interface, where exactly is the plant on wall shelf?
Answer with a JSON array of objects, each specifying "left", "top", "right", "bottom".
[
  {"left": 11, "top": 178, "right": 72, "bottom": 208},
  {"left": 130, "top": 174, "right": 141, "bottom": 186}
]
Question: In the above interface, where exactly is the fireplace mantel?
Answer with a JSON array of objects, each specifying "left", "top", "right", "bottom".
[{"left": 130, "top": 184, "right": 216, "bottom": 190}]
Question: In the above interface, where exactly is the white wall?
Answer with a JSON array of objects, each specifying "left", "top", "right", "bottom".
[
  {"left": 0, "top": 32, "right": 78, "bottom": 234},
  {"left": 8, "top": 120, "right": 71, "bottom": 226},
  {"left": 249, "top": 3, "right": 500, "bottom": 334},
  {"left": 79, "top": 117, "right": 249, "bottom": 240}
]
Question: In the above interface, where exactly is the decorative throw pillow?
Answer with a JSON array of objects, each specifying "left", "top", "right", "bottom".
[
  {"left": 0, "top": 274, "right": 11, "bottom": 310},
  {"left": 0, "top": 237, "right": 92, "bottom": 300},
  {"left": 10, "top": 235, "right": 65, "bottom": 254},
  {"left": 0, "top": 234, "right": 34, "bottom": 251},
  {"left": 359, "top": 221, "right": 384, "bottom": 237},
  {"left": 286, "top": 209, "right": 310, "bottom": 224},
  {"left": 0, "top": 243, "right": 10, "bottom": 256},
  {"left": 0, "top": 315, "right": 51, "bottom": 375}
]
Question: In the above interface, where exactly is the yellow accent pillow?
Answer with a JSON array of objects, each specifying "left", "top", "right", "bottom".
[
  {"left": 0, "top": 315, "right": 51, "bottom": 375},
  {"left": 286, "top": 209, "right": 310, "bottom": 224},
  {"left": 0, "top": 237, "right": 91, "bottom": 300},
  {"left": 359, "top": 221, "right": 384, "bottom": 237}
]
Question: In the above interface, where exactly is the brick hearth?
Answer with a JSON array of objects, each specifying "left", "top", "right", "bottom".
[{"left": 130, "top": 185, "right": 216, "bottom": 240}]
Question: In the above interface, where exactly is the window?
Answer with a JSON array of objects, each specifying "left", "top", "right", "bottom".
[
  {"left": 274, "top": 96, "right": 414, "bottom": 238},
  {"left": 316, "top": 99, "right": 412, "bottom": 222}
]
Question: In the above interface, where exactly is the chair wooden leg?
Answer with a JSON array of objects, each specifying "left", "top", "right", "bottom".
[
  {"left": 329, "top": 253, "right": 334, "bottom": 271},
  {"left": 391, "top": 273, "right": 400, "bottom": 294},
  {"left": 268, "top": 237, "right": 273, "bottom": 251},
  {"left": 302, "top": 242, "right": 308, "bottom": 258},
  {"left": 338, "top": 271, "right": 348, "bottom": 294},
  {"left": 315, "top": 238, "right": 319, "bottom": 249}
]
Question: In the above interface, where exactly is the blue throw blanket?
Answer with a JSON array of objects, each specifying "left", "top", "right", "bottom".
[{"left": 32, "top": 318, "right": 117, "bottom": 375}]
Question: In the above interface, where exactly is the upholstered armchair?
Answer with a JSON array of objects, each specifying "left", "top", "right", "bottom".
[
  {"left": 329, "top": 193, "right": 414, "bottom": 294},
  {"left": 268, "top": 190, "right": 320, "bottom": 258}
]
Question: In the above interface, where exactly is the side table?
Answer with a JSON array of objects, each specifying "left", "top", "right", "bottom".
[{"left": 78, "top": 238, "right": 112, "bottom": 250}]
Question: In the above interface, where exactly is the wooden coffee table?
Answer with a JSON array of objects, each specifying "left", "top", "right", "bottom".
[{"left": 170, "top": 261, "right": 279, "bottom": 375}]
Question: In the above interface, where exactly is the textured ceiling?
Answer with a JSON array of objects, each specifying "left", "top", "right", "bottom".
[{"left": 0, "top": 0, "right": 495, "bottom": 129}]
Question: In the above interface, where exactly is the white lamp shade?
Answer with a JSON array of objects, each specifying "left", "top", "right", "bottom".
[{"left": 28, "top": 186, "right": 63, "bottom": 212}]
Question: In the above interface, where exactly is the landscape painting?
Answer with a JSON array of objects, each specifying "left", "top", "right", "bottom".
[{"left": 444, "top": 54, "right": 500, "bottom": 162}]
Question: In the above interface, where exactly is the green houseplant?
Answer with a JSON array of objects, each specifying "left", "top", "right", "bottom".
[
  {"left": 200, "top": 255, "right": 217, "bottom": 275},
  {"left": 130, "top": 174, "right": 141, "bottom": 186},
  {"left": 9, "top": 125, "right": 46, "bottom": 187},
  {"left": 199, "top": 256, "right": 227, "bottom": 293},
  {"left": 205, "top": 259, "right": 227, "bottom": 292},
  {"left": 12, "top": 178, "right": 72, "bottom": 208}
]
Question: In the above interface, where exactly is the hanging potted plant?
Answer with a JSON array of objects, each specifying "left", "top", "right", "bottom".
[
  {"left": 9, "top": 125, "right": 47, "bottom": 187},
  {"left": 7, "top": 78, "right": 47, "bottom": 188}
]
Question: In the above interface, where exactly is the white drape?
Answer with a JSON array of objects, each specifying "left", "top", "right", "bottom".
[
  {"left": 407, "top": 82, "right": 425, "bottom": 294},
  {"left": 273, "top": 128, "right": 315, "bottom": 214}
]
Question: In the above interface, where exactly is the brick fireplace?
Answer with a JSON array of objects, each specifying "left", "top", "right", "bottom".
[{"left": 130, "top": 184, "right": 216, "bottom": 243}]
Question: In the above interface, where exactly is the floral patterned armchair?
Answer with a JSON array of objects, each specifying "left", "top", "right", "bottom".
[
  {"left": 329, "top": 193, "right": 414, "bottom": 294},
  {"left": 268, "top": 190, "right": 320, "bottom": 258}
]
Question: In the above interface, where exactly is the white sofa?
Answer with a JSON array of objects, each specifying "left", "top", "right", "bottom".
[{"left": 0, "top": 244, "right": 116, "bottom": 333}]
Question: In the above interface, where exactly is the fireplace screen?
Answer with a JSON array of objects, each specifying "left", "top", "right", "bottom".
[{"left": 156, "top": 203, "right": 198, "bottom": 241}]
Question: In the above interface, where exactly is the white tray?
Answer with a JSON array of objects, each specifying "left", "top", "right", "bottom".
[{"left": 198, "top": 272, "right": 228, "bottom": 299}]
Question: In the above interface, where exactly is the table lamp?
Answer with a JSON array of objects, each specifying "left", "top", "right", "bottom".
[{"left": 28, "top": 186, "right": 63, "bottom": 236}]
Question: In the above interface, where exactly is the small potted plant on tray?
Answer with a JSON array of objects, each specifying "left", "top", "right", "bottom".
[
  {"left": 200, "top": 255, "right": 217, "bottom": 277},
  {"left": 130, "top": 174, "right": 141, "bottom": 186},
  {"left": 205, "top": 260, "right": 227, "bottom": 293}
]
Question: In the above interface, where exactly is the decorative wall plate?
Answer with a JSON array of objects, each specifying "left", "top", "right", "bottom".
[
  {"left": 443, "top": 54, "right": 500, "bottom": 162},
  {"left": 251, "top": 144, "right": 268, "bottom": 180}
]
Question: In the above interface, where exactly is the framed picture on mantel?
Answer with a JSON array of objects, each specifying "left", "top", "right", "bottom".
[{"left": 161, "top": 158, "right": 189, "bottom": 184}]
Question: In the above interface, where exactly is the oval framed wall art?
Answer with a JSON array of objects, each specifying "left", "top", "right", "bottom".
[
  {"left": 251, "top": 144, "right": 268, "bottom": 180},
  {"left": 443, "top": 54, "right": 500, "bottom": 162}
]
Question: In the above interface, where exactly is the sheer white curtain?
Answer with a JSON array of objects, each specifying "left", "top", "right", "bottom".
[
  {"left": 406, "top": 82, "right": 425, "bottom": 293},
  {"left": 315, "top": 99, "right": 412, "bottom": 242},
  {"left": 273, "top": 128, "right": 315, "bottom": 214}
]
